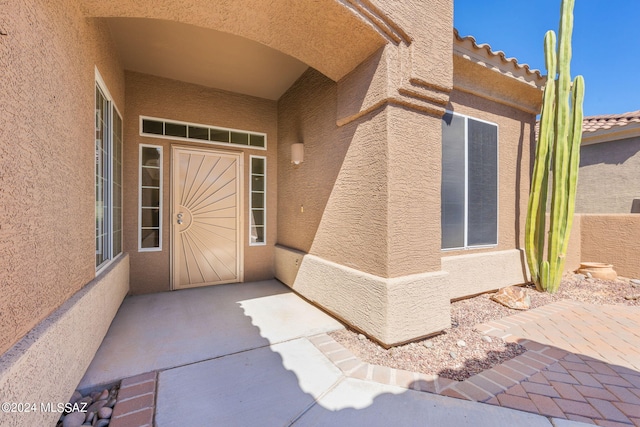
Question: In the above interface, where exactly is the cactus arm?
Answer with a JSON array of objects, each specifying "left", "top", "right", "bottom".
[
  {"left": 524, "top": 31, "right": 557, "bottom": 288},
  {"left": 558, "top": 75, "right": 585, "bottom": 273},
  {"left": 547, "top": 0, "right": 575, "bottom": 292},
  {"left": 524, "top": 0, "right": 583, "bottom": 294}
]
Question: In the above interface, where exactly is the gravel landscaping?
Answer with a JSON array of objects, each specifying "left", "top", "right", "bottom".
[{"left": 330, "top": 273, "right": 640, "bottom": 381}]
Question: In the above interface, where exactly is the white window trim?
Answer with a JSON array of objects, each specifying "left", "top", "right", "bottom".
[
  {"left": 139, "top": 115, "right": 267, "bottom": 151},
  {"left": 95, "top": 67, "right": 123, "bottom": 274},
  {"left": 441, "top": 111, "right": 500, "bottom": 251},
  {"left": 139, "top": 144, "right": 163, "bottom": 252},
  {"left": 249, "top": 155, "right": 267, "bottom": 246}
]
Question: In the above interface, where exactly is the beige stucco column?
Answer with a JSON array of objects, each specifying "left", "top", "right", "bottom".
[{"left": 277, "top": 1, "right": 455, "bottom": 346}]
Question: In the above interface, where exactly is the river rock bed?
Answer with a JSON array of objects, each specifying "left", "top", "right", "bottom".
[{"left": 57, "top": 384, "right": 119, "bottom": 427}]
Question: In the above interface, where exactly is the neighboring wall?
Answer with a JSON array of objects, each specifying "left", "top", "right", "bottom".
[
  {"left": 580, "top": 214, "right": 640, "bottom": 279},
  {"left": 0, "top": 1, "right": 124, "bottom": 355},
  {"left": 123, "top": 72, "right": 278, "bottom": 294},
  {"left": 576, "top": 137, "right": 640, "bottom": 213}
]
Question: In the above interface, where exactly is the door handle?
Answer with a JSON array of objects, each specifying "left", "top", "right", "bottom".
[{"left": 177, "top": 213, "right": 183, "bottom": 225}]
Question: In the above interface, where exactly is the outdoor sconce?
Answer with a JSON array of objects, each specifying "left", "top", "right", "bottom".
[{"left": 291, "top": 143, "right": 304, "bottom": 165}]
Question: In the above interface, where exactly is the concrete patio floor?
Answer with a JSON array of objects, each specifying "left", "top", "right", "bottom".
[{"left": 79, "top": 280, "right": 596, "bottom": 426}]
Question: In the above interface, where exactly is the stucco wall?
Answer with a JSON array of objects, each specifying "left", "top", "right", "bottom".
[
  {"left": 576, "top": 137, "right": 640, "bottom": 213},
  {"left": 444, "top": 89, "right": 535, "bottom": 257},
  {"left": 580, "top": 214, "right": 640, "bottom": 279},
  {"left": 278, "top": 65, "right": 446, "bottom": 278},
  {"left": 0, "top": 255, "right": 129, "bottom": 427},
  {"left": 123, "top": 72, "right": 278, "bottom": 294},
  {"left": 276, "top": 69, "right": 343, "bottom": 255},
  {"left": 0, "top": 1, "right": 124, "bottom": 356},
  {"left": 287, "top": 251, "right": 450, "bottom": 347}
]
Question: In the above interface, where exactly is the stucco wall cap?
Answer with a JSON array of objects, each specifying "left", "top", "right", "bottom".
[{"left": 453, "top": 29, "right": 544, "bottom": 86}]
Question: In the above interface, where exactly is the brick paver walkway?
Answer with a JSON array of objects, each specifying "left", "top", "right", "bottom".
[
  {"left": 110, "top": 372, "right": 157, "bottom": 427},
  {"left": 312, "top": 300, "right": 640, "bottom": 427},
  {"left": 476, "top": 301, "right": 640, "bottom": 426}
]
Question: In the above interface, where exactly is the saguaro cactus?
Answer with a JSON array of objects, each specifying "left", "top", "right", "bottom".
[{"left": 525, "top": 0, "right": 585, "bottom": 293}]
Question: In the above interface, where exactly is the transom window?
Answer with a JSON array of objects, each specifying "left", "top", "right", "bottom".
[
  {"left": 140, "top": 116, "right": 266, "bottom": 150},
  {"left": 441, "top": 112, "right": 498, "bottom": 250},
  {"left": 96, "top": 71, "right": 123, "bottom": 269}
]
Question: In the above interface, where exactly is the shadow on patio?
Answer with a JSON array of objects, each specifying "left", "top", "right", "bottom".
[{"left": 78, "top": 280, "right": 555, "bottom": 426}]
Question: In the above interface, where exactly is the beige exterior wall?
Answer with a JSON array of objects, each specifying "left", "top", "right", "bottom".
[
  {"left": 444, "top": 250, "right": 528, "bottom": 300},
  {"left": 0, "top": 256, "right": 129, "bottom": 427},
  {"left": 580, "top": 214, "right": 640, "bottom": 279},
  {"left": 0, "top": 1, "right": 125, "bottom": 356},
  {"left": 576, "top": 137, "right": 640, "bottom": 213},
  {"left": 276, "top": 247, "right": 450, "bottom": 347},
  {"left": 276, "top": 1, "right": 456, "bottom": 346},
  {"left": 123, "top": 72, "right": 278, "bottom": 294}
]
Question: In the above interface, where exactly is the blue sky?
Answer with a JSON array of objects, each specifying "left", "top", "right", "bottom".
[{"left": 454, "top": 0, "right": 640, "bottom": 116}]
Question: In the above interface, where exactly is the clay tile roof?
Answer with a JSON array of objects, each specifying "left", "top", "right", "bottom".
[
  {"left": 453, "top": 28, "right": 543, "bottom": 80},
  {"left": 582, "top": 110, "right": 640, "bottom": 133}
]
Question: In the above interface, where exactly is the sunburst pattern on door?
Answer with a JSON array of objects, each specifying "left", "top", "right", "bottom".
[{"left": 172, "top": 147, "right": 242, "bottom": 289}]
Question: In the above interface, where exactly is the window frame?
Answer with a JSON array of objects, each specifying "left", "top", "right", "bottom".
[
  {"left": 138, "top": 144, "right": 163, "bottom": 252},
  {"left": 249, "top": 155, "right": 267, "bottom": 246},
  {"left": 139, "top": 115, "right": 267, "bottom": 151},
  {"left": 95, "top": 68, "right": 123, "bottom": 273},
  {"left": 441, "top": 111, "right": 499, "bottom": 251}
]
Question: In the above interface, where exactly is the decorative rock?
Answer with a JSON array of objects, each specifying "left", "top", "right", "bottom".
[
  {"left": 69, "top": 391, "right": 83, "bottom": 405},
  {"left": 585, "top": 271, "right": 593, "bottom": 278},
  {"left": 78, "top": 396, "right": 93, "bottom": 408},
  {"left": 85, "top": 411, "right": 94, "bottom": 424},
  {"left": 423, "top": 341, "right": 433, "bottom": 349},
  {"left": 449, "top": 351, "right": 457, "bottom": 359},
  {"left": 98, "top": 389, "right": 109, "bottom": 401},
  {"left": 631, "top": 279, "right": 640, "bottom": 286},
  {"left": 86, "top": 400, "right": 107, "bottom": 414},
  {"left": 575, "top": 273, "right": 586, "bottom": 281},
  {"left": 481, "top": 335, "right": 492, "bottom": 343},
  {"left": 106, "top": 398, "right": 117, "bottom": 408},
  {"left": 90, "top": 391, "right": 100, "bottom": 401},
  {"left": 62, "top": 411, "right": 85, "bottom": 427},
  {"left": 456, "top": 340, "right": 466, "bottom": 347},
  {"left": 94, "top": 419, "right": 110, "bottom": 427},
  {"left": 98, "top": 406, "right": 112, "bottom": 419},
  {"left": 357, "top": 333, "right": 366, "bottom": 341},
  {"left": 491, "top": 286, "right": 531, "bottom": 310},
  {"left": 624, "top": 295, "right": 640, "bottom": 300}
]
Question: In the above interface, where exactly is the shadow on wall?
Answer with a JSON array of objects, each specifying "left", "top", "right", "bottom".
[
  {"left": 277, "top": 67, "right": 356, "bottom": 254},
  {"left": 579, "top": 137, "right": 640, "bottom": 167}
]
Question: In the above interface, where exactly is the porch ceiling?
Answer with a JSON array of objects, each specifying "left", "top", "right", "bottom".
[
  {"left": 106, "top": 18, "right": 309, "bottom": 100},
  {"left": 82, "top": 0, "right": 387, "bottom": 97}
]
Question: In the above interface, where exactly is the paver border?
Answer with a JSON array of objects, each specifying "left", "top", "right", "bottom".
[
  {"left": 310, "top": 300, "right": 640, "bottom": 426},
  {"left": 110, "top": 371, "right": 157, "bottom": 427}
]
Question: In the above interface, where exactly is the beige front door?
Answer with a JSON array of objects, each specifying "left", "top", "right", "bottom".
[{"left": 171, "top": 146, "right": 243, "bottom": 289}]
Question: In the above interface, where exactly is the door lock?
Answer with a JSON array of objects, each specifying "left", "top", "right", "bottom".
[{"left": 177, "top": 213, "right": 183, "bottom": 225}]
